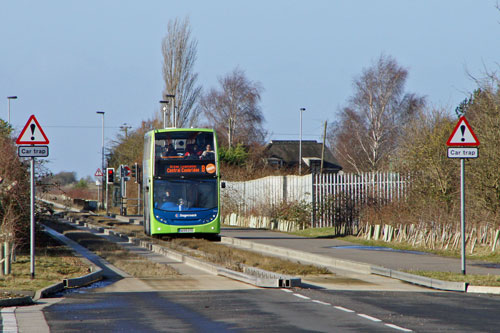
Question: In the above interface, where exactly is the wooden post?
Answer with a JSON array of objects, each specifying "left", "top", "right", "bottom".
[
  {"left": 492, "top": 230, "right": 500, "bottom": 252},
  {"left": 4, "top": 242, "right": 10, "bottom": 275},
  {"left": 0, "top": 244, "right": 4, "bottom": 277}
]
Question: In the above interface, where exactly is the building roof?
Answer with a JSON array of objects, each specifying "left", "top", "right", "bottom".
[{"left": 265, "top": 140, "right": 342, "bottom": 171}]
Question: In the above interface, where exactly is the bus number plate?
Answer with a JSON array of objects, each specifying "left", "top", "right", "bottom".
[{"left": 178, "top": 228, "right": 194, "bottom": 233}]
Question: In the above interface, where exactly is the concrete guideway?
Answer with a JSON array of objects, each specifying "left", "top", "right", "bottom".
[
  {"left": 61, "top": 214, "right": 302, "bottom": 289},
  {"left": 220, "top": 228, "right": 500, "bottom": 294},
  {"left": 38, "top": 198, "right": 500, "bottom": 292},
  {"left": 109, "top": 213, "right": 500, "bottom": 293},
  {"left": 37, "top": 200, "right": 500, "bottom": 293},
  {"left": 108, "top": 215, "right": 434, "bottom": 292}
]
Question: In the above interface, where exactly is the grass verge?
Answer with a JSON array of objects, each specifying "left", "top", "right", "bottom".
[
  {"left": 289, "top": 227, "right": 500, "bottom": 286},
  {"left": 167, "top": 238, "right": 330, "bottom": 275},
  {"left": 405, "top": 270, "right": 500, "bottom": 287},
  {"left": 0, "top": 232, "right": 90, "bottom": 292},
  {"left": 43, "top": 218, "right": 178, "bottom": 278}
]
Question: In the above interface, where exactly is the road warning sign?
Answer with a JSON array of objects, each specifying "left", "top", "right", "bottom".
[
  {"left": 16, "top": 115, "right": 50, "bottom": 145},
  {"left": 446, "top": 116, "right": 479, "bottom": 147}
]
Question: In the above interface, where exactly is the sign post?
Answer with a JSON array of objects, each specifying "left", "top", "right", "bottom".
[
  {"left": 446, "top": 116, "right": 479, "bottom": 275},
  {"left": 95, "top": 168, "right": 103, "bottom": 208},
  {"left": 16, "top": 115, "right": 50, "bottom": 279}
]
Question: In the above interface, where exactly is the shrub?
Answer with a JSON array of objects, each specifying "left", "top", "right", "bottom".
[{"left": 219, "top": 144, "right": 249, "bottom": 166}]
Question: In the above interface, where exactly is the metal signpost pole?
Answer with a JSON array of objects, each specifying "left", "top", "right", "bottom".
[
  {"left": 446, "top": 116, "right": 480, "bottom": 275},
  {"left": 16, "top": 114, "right": 51, "bottom": 279},
  {"left": 30, "top": 157, "right": 35, "bottom": 278},
  {"left": 106, "top": 177, "right": 109, "bottom": 216},
  {"left": 460, "top": 158, "right": 466, "bottom": 275},
  {"left": 123, "top": 170, "right": 127, "bottom": 216},
  {"left": 137, "top": 163, "right": 141, "bottom": 215}
]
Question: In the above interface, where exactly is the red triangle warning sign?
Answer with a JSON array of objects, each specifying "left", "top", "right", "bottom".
[
  {"left": 446, "top": 116, "right": 479, "bottom": 147},
  {"left": 16, "top": 115, "right": 50, "bottom": 145}
]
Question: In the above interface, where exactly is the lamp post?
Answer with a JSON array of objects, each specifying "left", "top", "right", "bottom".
[
  {"left": 159, "top": 100, "right": 169, "bottom": 128},
  {"left": 299, "top": 107, "right": 306, "bottom": 175},
  {"left": 166, "top": 94, "right": 175, "bottom": 127},
  {"left": 96, "top": 111, "right": 105, "bottom": 210},
  {"left": 159, "top": 94, "right": 175, "bottom": 128},
  {"left": 7, "top": 96, "right": 17, "bottom": 123}
]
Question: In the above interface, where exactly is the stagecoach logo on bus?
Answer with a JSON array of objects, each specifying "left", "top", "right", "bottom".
[{"left": 176, "top": 213, "right": 198, "bottom": 218}]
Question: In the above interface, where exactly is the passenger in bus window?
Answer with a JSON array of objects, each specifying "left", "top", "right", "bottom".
[
  {"left": 201, "top": 144, "right": 214, "bottom": 159},
  {"left": 184, "top": 144, "right": 202, "bottom": 159},
  {"left": 162, "top": 144, "right": 177, "bottom": 157}
]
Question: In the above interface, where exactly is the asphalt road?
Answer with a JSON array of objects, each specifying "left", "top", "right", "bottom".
[
  {"left": 42, "top": 288, "right": 500, "bottom": 332},
  {"left": 8, "top": 220, "right": 500, "bottom": 332}
]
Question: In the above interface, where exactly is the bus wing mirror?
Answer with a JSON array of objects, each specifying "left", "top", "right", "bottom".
[{"left": 220, "top": 182, "right": 226, "bottom": 189}]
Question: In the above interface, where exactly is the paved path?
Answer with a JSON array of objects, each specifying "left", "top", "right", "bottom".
[{"left": 220, "top": 227, "right": 500, "bottom": 276}]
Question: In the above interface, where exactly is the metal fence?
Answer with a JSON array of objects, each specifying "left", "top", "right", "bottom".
[{"left": 223, "top": 172, "right": 408, "bottom": 230}]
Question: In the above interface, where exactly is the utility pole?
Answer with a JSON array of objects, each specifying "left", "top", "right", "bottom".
[
  {"left": 7, "top": 96, "right": 17, "bottom": 124},
  {"left": 321, "top": 121, "right": 327, "bottom": 174},
  {"left": 120, "top": 123, "right": 132, "bottom": 138},
  {"left": 96, "top": 111, "right": 105, "bottom": 210},
  {"left": 299, "top": 108, "right": 306, "bottom": 175}
]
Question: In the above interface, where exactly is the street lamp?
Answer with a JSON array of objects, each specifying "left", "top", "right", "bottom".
[
  {"left": 159, "top": 100, "right": 169, "bottom": 128},
  {"left": 299, "top": 107, "right": 306, "bottom": 175},
  {"left": 7, "top": 96, "right": 17, "bottom": 123},
  {"left": 159, "top": 94, "right": 175, "bottom": 128},
  {"left": 96, "top": 111, "right": 105, "bottom": 210}
]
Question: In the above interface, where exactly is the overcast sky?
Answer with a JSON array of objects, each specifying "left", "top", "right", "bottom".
[{"left": 1, "top": 0, "right": 499, "bottom": 179}]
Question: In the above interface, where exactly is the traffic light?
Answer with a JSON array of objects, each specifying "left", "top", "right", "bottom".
[
  {"left": 131, "top": 163, "right": 137, "bottom": 178},
  {"left": 106, "top": 168, "right": 115, "bottom": 184},
  {"left": 136, "top": 164, "right": 142, "bottom": 184}
]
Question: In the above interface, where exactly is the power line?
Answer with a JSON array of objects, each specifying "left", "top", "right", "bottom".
[{"left": 42, "top": 125, "right": 123, "bottom": 129}]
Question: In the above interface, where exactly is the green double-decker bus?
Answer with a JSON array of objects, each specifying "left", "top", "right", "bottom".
[{"left": 142, "top": 128, "right": 221, "bottom": 237}]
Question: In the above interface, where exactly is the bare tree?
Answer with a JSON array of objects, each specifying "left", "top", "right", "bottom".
[
  {"left": 0, "top": 123, "right": 30, "bottom": 274},
  {"left": 330, "top": 54, "right": 425, "bottom": 172},
  {"left": 161, "top": 17, "right": 202, "bottom": 128},
  {"left": 200, "top": 68, "right": 266, "bottom": 148}
]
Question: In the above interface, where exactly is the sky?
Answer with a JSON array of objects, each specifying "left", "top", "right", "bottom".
[{"left": 1, "top": 0, "right": 499, "bottom": 180}]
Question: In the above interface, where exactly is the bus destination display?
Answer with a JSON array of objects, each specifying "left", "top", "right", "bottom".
[{"left": 165, "top": 163, "right": 216, "bottom": 175}]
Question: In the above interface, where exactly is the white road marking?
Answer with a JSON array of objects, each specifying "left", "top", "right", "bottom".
[
  {"left": 293, "top": 294, "right": 311, "bottom": 300},
  {"left": 334, "top": 305, "right": 355, "bottom": 313},
  {"left": 280, "top": 288, "right": 293, "bottom": 293},
  {"left": 385, "top": 323, "right": 413, "bottom": 332},
  {"left": 357, "top": 313, "right": 382, "bottom": 322},
  {"left": 1, "top": 307, "right": 18, "bottom": 333},
  {"left": 284, "top": 291, "right": 414, "bottom": 332}
]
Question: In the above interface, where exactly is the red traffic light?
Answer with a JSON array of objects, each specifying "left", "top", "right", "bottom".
[{"left": 106, "top": 168, "right": 115, "bottom": 183}]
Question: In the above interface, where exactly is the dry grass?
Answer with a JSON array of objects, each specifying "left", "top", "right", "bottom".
[
  {"left": 341, "top": 235, "right": 500, "bottom": 263},
  {"left": 61, "top": 230, "right": 179, "bottom": 278},
  {"left": 405, "top": 270, "right": 500, "bottom": 287},
  {"left": 166, "top": 238, "right": 330, "bottom": 276},
  {"left": 0, "top": 243, "right": 90, "bottom": 291}
]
